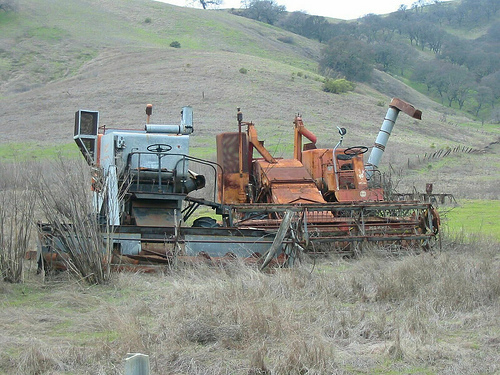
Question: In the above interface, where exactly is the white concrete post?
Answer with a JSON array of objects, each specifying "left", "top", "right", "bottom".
[{"left": 124, "top": 353, "right": 150, "bottom": 375}]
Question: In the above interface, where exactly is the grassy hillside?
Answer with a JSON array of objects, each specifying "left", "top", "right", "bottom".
[
  {"left": 0, "top": 0, "right": 320, "bottom": 95},
  {"left": 0, "top": 0, "right": 499, "bottom": 201}
]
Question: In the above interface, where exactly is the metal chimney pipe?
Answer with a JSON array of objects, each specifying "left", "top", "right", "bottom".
[
  {"left": 181, "top": 106, "right": 193, "bottom": 133},
  {"left": 366, "top": 98, "right": 422, "bottom": 179},
  {"left": 366, "top": 106, "right": 400, "bottom": 179}
]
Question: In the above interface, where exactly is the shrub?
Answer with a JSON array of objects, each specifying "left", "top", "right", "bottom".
[
  {"left": 0, "top": 0, "right": 18, "bottom": 12},
  {"left": 239, "top": 67, "right": 248, "bottom": 74},
  {"left": 169, "top": 41, "right": 181, "bottom": 48},
  {"left": 322, "top": 78, "right": 356, "bottom": 94},
  {"left": 277, "top": 35, "right": 294, "bottom": 44},
  {"left": 144, "top": 17, "right": 152, "bottom": 24},
  {"left": 35, "top": 158, "right": 113, "bottom": 285},
  {"left": 0, "top": 163, "right": 37, "bottom": 283}
]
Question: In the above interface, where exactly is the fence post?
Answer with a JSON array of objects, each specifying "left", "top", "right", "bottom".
[{"left": 125, "top": 353, "right": 150, "bottom": 375}]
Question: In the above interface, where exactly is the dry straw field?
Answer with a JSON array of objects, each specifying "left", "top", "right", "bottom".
[
  {"left": 1, "top": 241, "right": 499, "bottom": 374},
  {"left": 0, "top": 161, "right": 499, "bottom": 374}
]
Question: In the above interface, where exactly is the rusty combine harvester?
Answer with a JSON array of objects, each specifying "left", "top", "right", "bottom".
[{"left": 38, "top": 99, "right": 440, "bottom": 271}]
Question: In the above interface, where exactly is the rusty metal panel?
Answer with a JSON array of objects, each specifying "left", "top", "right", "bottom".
[
  {"left": 254, "top": 159, "right": 326, "bottom": 204},
  {"left": 113, "top": 233, "right": 141, "bottom": 255},
  {"left": 271, "top": 183, "right": 326, "bottom": 204},
  {"left": 216, "top": 132, "right": 249, "bottom": 173},
  {"left": 334, "top": 188, "right": 384, "bottom": 202},
  {"left": 255, "top": 159, "right": 313, "bottom": 182},
  {"left": 390, "top": 97, "right": 422, "bottom": 120},
  {"left": 302, "top": 148, "right": 330, "bottom": 180},
  {"left": 351, "top": 155, "right": 368, "bottom": 190},
  {"left": 219, "top": 172, "right": 249, "bottom": 204},
  {"left": 302, "top": 148, "right": 383, "bottom": 202},
  {"left": 217, "top": 132, "right": 250, "bottom": 204}
]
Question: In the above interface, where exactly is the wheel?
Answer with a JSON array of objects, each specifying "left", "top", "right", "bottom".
[
  {"left": 192, "top": 217, "right": 220, "bottom": 228},
  {"left": 147, "top": 143, "right": 172, "bottom": 153},
  {"left": 344, "top": 146, "right": 368, "bottom": 156}
]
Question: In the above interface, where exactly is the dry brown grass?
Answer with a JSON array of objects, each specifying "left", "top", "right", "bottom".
[
  {"left": 0, "top": 162, "right": 37, "bottom": 282},
  {"left": 33, "top": 157, "right": 113, "bottom": 284},
  {"left": 0, "top": 238, "right": 498, "bottom": 374}
]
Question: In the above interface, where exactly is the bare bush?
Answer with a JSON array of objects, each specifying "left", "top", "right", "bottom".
[
  {"left": 0, "top": 163, "right": 37, "bottom": 283},
  {"left": 35, "top": 158, "right": 112, "bottom": 284},
  {"left": 0, "top": 0, "right": 18, "bottom": 12}
]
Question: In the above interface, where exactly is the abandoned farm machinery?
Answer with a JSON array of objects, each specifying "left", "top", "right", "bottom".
[{"left": 37, "top": 98, "right": 440, "bottom": 271}]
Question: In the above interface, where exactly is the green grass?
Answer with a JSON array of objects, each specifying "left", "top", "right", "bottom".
[
  {"left": 2, "top": 284, "right": 51, "bottom": 307},
  {"left": 457, "top": 121, "right": 500, "bottom": 134},
  {"left": 71, "top": 329, "right": 121, "bottom": 343},
  {"left": 189, "top": 145, "right": 216, "bottom": 159},
  {"left": 0, "top": 9, "right": 17, "bottom": 30},
  {"left": 0, "top": 0, "right": 320, "bottom": 96},
  {"left": 442, "top": 23, "right": 491, "bottom": 40},
  {"left": 0, "top": 142, "right": 81, "bottom": 161},
  {"left": 367, "top": 363, "right": 434, "bottom": 375},
  {"left": 184, "top": 206, "right": 222, "bottom": 226},
  {"left": 444, "top": 199, "right": 500, "bottom": 241},
  {"left": 414, "top": 154, "right": 462, "bottom": 174},
  {"left": 25, "top": 26, "right": 70, "bottom": 42}
]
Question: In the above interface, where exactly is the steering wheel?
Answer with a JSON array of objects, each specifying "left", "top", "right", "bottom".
[
  {"left": 147, "top": 144, "right": 172, "bottom": 153},
  {"left": 344, "top": 146, "right": 368, "bottom": 156}
]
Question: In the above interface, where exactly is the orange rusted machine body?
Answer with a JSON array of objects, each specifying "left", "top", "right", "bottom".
[{"left": 216, "top": 99, "right": 438, "bottom": 259}]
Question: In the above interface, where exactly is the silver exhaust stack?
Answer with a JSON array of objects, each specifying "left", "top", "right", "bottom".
[{"left": 366, "top": 98, "right": 422, "bottom": 179}]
